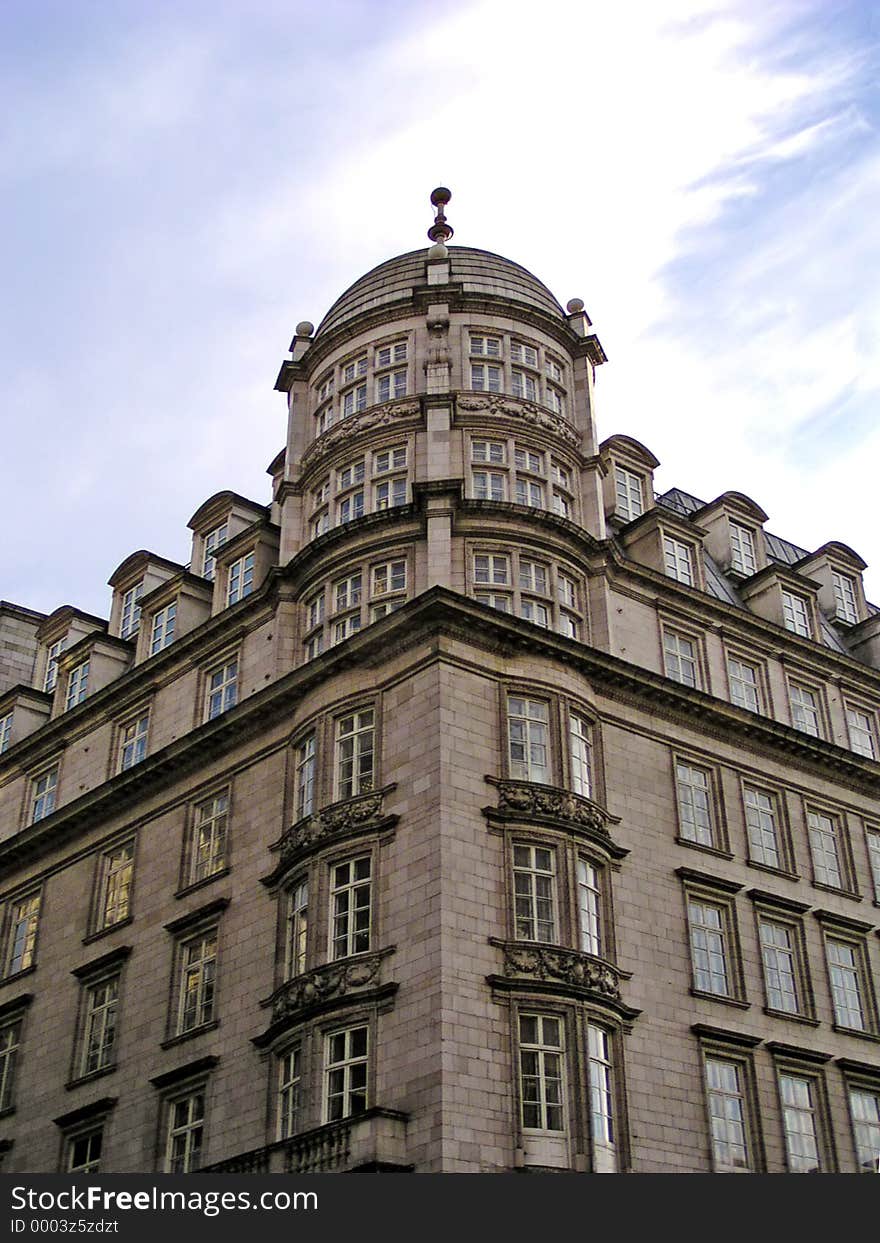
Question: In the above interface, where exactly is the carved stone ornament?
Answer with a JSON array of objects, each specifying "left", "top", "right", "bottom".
[
  {"left": 280, "top": 787, "right": 385, "bottom": 862},
  {"left": 494, "top": 780, "right": 608, "bottom": 836},
  {"left": 456, "top": 393, "right": 579, "bottom": 447},
  {"left": 302, "top": 400, "right": 422, "bottom": 467},
  {"left": 501, "top": 942, "right": 620, "bottom": 1000},
  {"left": 271, "top": 953, "right": 386, "bottom": 1023}
]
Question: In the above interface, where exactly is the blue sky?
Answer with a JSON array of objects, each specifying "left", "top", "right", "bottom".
[{"left": 1, "top": 0, "right": 878, "bottom": 615}]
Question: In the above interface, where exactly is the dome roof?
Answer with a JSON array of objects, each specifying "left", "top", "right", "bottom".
[{"left": 315, "top": 246, "right": 565, "bottom": 338}]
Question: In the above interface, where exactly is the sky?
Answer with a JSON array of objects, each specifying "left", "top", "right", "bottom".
[{"left": 1, "top": 0, "right": 878, "bottom": 616}]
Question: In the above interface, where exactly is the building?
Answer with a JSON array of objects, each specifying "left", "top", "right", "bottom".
[{"left": 1, "top": 189, "right": 880, "bottom": 1175}]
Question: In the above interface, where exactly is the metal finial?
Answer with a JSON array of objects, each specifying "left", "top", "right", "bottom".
[{"left": 427, "top": 187, "right": 453, "bottom": 244}]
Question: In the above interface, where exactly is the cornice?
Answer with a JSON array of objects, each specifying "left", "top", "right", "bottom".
[{"left": 1, "top": 588, "right": 879, "bottom": 877}]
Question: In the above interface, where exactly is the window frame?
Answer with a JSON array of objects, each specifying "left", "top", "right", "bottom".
[
  {"left": 845, "top": 702, "right": 878, "bottom": 761},
  {"left": 117, "top": 711, "right": 150, "bottom": 772},
  {"left": 773, "top": 1058, "right": 835, "bottom": 1173},
  {"left": 323, "top": 1023, "right": 369, "bottom": 1124},
  {"left": 171, "top": 925, "right": 220, "bottom": 1040},
  {"left": 76, "top": 970, "right": 122, "bottom": 1081},
  {"left": 0, "top": 1010, "right": 25, "bottom": 1112},
  {"left": 697, "top": 1037, "right": 764, "bottom": 1173},
  {"left": 183, "top": 789, "right": 230, "bottom": 892},
  {"left": 3, "top": 888, "right": 42, "bottom": 978},
  {"left": 680, "top": 873, "right": 746, "bottom": 1006},
  {"left": 506, "top": 693, "right": 553, "bottom": 785},
  {"left": 740, "top": 780, "right": 794, "bottom": 877},
  {"left": 804, "top": 803, "right": 853, "bottom": 894},
  {"left": 749, "top": 897, "right": 815, "bottom": 1023},
  {"left": 334, "top": 705, "right": 376, "bottom": 801},
  {"left": 787, "top": 678, "right": 824, "bottom": 739},
  {"left": 93, "top": 839, "right": 135, "bottom": 934},
  {"left": 163, "top": 1086, "right": 207, "bottom": 1174},
  {"left": 673, "top": 756, "right": 725, "bottom": 854},
  {"left": 725, "top": 651, "right": 764, "bottom": 714},
  {"left": 661, "top": 626, "right": 702, "bottom": 690},
  {"left": 28, "top": 762, "right": 59, "bottom": 824},
  {"left": 844, "top": 1072, "right": 880, "bottom": 1172},
  {"left": 203, "top": 654, "right": 239, "bottom": 722},
  {"left": 818, "top": 922, "right": 878, "bottom": 1036}
]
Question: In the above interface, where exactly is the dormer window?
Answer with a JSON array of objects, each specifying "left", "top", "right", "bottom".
[
  {"left": 202, "top": 525, "right": 228, "bottom": 581},
  {"left": 663, "top": 536, "right": 695, "bottom": 586},
  {"left": 781, "top": 591, "right": 811, "bottom": 639},
  {"left": 120, "top": 583, "right": 144, "bottom": 640},
  {"left": 729, "top": 522, "right": 757, "bottom": 575},
  {"left": 832, "top": 572, "right": 859, "bottom": 625},
  {"left": 65, "top": 660, "right": 89, "bottom": 711},
  {"left": 150, "top": 603, "right": 177, "bottom": 654},
  {"left": 614, "top": 467, "right": 643, "bottom": 522},
  {"left": 226, "top": 553, "right": 255, "bottom": 607},
  {"left": 43, "top": 637, "right": 67, "bottom": 693}
]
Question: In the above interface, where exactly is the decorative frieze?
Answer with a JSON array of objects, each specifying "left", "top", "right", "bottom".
[
  {"left": 456, "top": 393, "right": 579, "bottom": 447},
  {"left": 269, "top": 950, "right": 392, "bottom": 1025},
  {"left": 276, "top": 785, "right": 396, "bottom": 871},
  {"left": 498, "top": 940, "right": 621, "bottom": 999},
  {"left": 301, "top": 400, "right": 421, "bottom": 468}
]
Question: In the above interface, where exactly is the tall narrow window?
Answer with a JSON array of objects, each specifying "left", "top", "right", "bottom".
[
  {"left": 781, "top": 591, "right": 811, "bottom": 639},
  {"left": 165, "top": 1092, "right": 205, "bottom": 1173},
  {"left": 43, "top": 637, "right": 66, "bottom": 693},
  {"left": 704, "top": 1057, "right": 750, "bottom": 1171},
  {"left": 688, "top": 900, "right": 729, "bottom": 996},
  {"left": 6, "top": 893, "right": 40, "bottom": 975},
  {"left": 507, "top": 697, "right": 551, "bottom": 783},
  {"left": 120, "top": 582, "right": 144, "bottom": 640},
  {"left": 663, "top": 536, "right": 694, "bottom": 586},
  {"left": 286, "top": 880, "right": 308, "bottom": 977},
  {"left": 81, "top": 977, "right": 119, "bottom": 1076},
  {"left": 779, "top": 1073, "right": 821, "bottom": 1172},
  {"left": 0, "top": 712, "right": 12, "bottom": 755},
  {"left": 295, "top": 735, "right": 316, "bottom": 819},
  {"left": 578, "top": 859, "right": 601, "bottom": 956},
  {"left": 335, "top": 708, "right": 374, "bottom": 799},
  {"left": 663, "top": 631, "right": 699, "bottom": 688},
  {"left": 832, "top": 572, "right": 859, "bottom": 624},
  {"left": 150, "top": 603, "right": 176, "bottom": 655},
  {"left": 330, "top": 856, "right": 371, "bottom": 959},
  {"left": 727, "top": 657, "right": 760, "bottom": 713},
  {"left": 849, "top": 1086, "right": 880, "bottom": 1171},
  {"left": 519, "top": 1014, "right": 564, "bottom": 1132},
  {"left": 675, "top": 762, "right": 714, "bottom": 848},
  {"left": 278, "top": 1044, "right": 302, "bottom": 1140},
  {"left": 226, "top": 552, "right": 255, "bottom": 606},
  {"left": 789, "top": 683, "right": 820, "bottom": 737},
  {"left": 205, "top": 658, "right": 238, "bottom": 720},
  {"left": 807, "top": 810, "right": 843, "bottom": 889},
  {"left": 177, "top": 932, "right": 217, "bottom": 1034},
  {"left": 325, "top": 1026, "right": 368, "bottom": 1121},
  {"left": 729, "top": 523, "right": 757, "bottom": 575},
  {"left": 569, "top": 713, "right": 592, "bottom": 798},
  {"left": 118, "top": 714, "right": 149, "bottom": 771},
  {"left": 866, "top": 828, "right": 880, "bottom": 902},
  {"left": 0, "top": 1020, "right": 21, "bottom": 1110},
  {"left": 743, "top": 786, "right": 781, "bottom": 869},
  {"left": 825, "top": 939, "right": 866, "bottom": 1031},
  {"left": 587, "top": 1025, "right": 615, "bottom": 1159},
  {"left": 65, "top": 660, "right": 89, "bottom": 710},
  {"left": 512, "top": 845, "right": 556, "bottom": 943},
  {"left": 30, "top": 766, "right": 58, "bottom": 822},
  {"left": 614, "top": 467, "right": 643, "bottom": 521},
  {"left": 846, "top": 707, "right": 877, "bottom": 760},
  {"left": 189, "top": 792, "right": 229, "bottom": 885},
  {"left": 202, "top": 524, "right": 228, "bottom": 581},
  {"left": 759, "top": 920, "right": 799, "bottom": 1014},
  {"left": 99, "top": 843, "right": 133, "bottom": 929}
]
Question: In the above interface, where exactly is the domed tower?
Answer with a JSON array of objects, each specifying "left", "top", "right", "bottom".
[{"left": 274, "top": 191, "right": 609, "bottom": 621}]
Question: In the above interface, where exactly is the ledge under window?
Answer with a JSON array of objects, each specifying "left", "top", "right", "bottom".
[
  {"left": 175, "top": 868, "right": 231, "bottom": 901},
  {"left": 82, "top": 915, "right": 133, "bottom": 947},
  {"left": 690, "top": 988, "right": 750, "bottom": 1010},
  {"left": 65, "top": 1064, "right": 117, "bottom": 1092},
  {"left": 160, "top": 1020, "right": 220, "bottom": 1051}
]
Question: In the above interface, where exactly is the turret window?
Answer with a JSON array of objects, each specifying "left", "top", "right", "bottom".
[
  {"left": 471, "top": 363, "right": 502, "bottom": 392},
  {"left": 471, "top": 549, "right": 582, "bottom": 638},
  {"left": 470, "top": 334, "right": 501, "bottom": 357},
  {"left": 472, "top": 440, "right": 505, "bottom": 464},
  {"left": 376, "top": 370, "right": 407, "bottom": 402},
  {"left": 302, "top": 555, "right": 411, "bottom": 659},
  {"left": 511, "top": 342, "right": 539, "bottom": 368},
  {"left": 342, "top": 356, "right": 367, "bottom": 383},
  {"left": 468, "top": 437, "right": 577, "bottom": 520},
  {"left": 375, "top": 341, "right": 407, "bottom": 368},
  {"left": 473, "top": 471, "right": 506, "bottom": 500},
  {"left": 341, "top": 383, "right": 367, "bottom": 418},
  {"left": 511, "top": 370, "right": 538, "bottom": 402}
]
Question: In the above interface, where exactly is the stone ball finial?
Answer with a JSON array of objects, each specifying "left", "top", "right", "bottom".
[
  {"left": 427, "top": 241, "right": 449, "bottom": 261},
  {"left": 566, "top": 298, "right": 585, "bottom": 315},
  {"left": 430, "top": 187, "right": 452, "bottom": 207},
  {"left": 295, "top": 321, "right": 314, "bottom": 337}
]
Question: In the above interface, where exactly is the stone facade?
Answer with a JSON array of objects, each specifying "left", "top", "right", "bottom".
[{"left": 1, "top": 200, "right": 879, "bottom": 1174}]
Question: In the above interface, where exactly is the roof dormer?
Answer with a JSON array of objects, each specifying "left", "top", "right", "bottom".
[
  {"left": 690, "top": 492, "right": 769, "bottom": 579},
  {"left": 34, "top": 605, "right": 107, "bottom": 695},
  {"left": 210, "top": 518, "right": 280, "bottom": 616},
  {"left": 108, "top": 551, "right": 185, "bottom": 643},
  {"left": 52, "top": 631, "right": 133, "bottom": 719},
  {"left": 134, "top": 572, "right": 214, "bottom": 664},
  {"left": 598, "top": 435, "right": 660, "bottom": 527},
  {"left": 187, "top": 491, "right": 269, "bottom": 584},
  {"left": 739, "top": 565, "right": 822, "bottom": 642},
  {"left": 620, "top": 507, "right": 707, "bottom": 592},
  {"left": 793, "top": 542, "right": 869, "bottom": 628}
]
